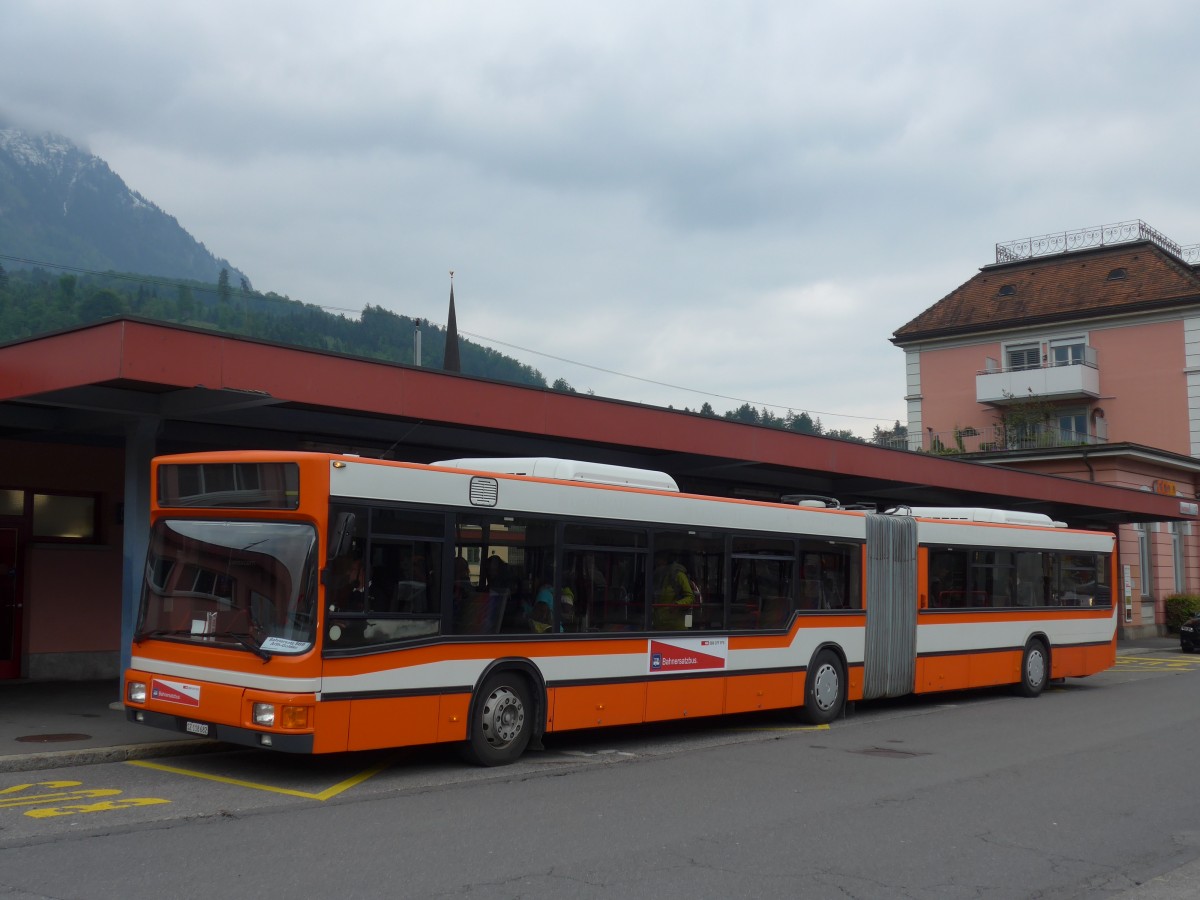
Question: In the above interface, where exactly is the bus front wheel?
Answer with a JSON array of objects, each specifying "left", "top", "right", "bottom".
[
  {"left": 1016, "top": 639, "right": 1049, "bottom": 698},
  {"left": 464, "top": 673, "right": 533, "bottom": 766},
  {"left": 799, "top": 649, "right": 845, "bottom": 725}
]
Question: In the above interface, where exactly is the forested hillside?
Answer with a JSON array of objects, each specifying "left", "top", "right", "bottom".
[{"left": 0, "top": 262, "right": 547, "bottom": 386}]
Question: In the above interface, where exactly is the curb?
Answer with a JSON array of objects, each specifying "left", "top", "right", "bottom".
[{"left": 0, "top": 739, "right": 222, "bottom": 774}]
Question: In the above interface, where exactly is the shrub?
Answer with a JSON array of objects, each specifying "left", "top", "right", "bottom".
[{"left": 1164, "top": 594, "right": 1200, "bottom": 633}]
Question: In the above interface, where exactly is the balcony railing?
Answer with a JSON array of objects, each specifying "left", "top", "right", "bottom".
[
  {"left": 977, "top": 350, "right": 1099, "bottom": 404},
  {"left": 877, "top": 424, "right": 1106, "bottom": 455}
]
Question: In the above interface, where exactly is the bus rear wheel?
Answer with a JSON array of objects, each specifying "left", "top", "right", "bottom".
[
  {"left": 464, "top": 673, "right": 532, "bottom": 766},
  {"left": 799, "top": 649, "right": 844, "bottom": 725},
  {"left": 1016, "top": 639, "right": 1049, "bottom": 698}
]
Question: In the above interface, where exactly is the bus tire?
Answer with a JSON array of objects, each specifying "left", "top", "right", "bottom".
[
  {"left": 799, "top": 649, "right": 845, "bottom": 725},
  {"left": 464, "top": 672, "right": 533, "bottom": 766},
  {"left": 1016, "top": 638, "right": 1049, "bottom": 698}
]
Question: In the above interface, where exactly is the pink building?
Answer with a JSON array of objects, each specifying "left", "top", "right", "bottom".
[{"left": 893, "top": 221, "right": 1200, "bottom": 638}]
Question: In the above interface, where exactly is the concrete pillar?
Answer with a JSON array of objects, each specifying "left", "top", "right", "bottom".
[{"left": 120, "top": 417, "right": 159, "bottom": 684}]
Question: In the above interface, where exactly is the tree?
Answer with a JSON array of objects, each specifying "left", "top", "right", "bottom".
[
  {"left": 995, "top": 390, "right": 1057, "bottom": 449},
  {"left": 825, "top": 428, "right": 866, "bottom": 443},
  {"left": 785, "top": 411, "right": 821, "bottom": 435},
  {"left": 552, "top": 377, "right": 577, "bottom": 393},
  {"left": 176, "top": 284, "right": 195, "bottom": 321},
  {"left": 872, "top": 420, "right": 908, "bottom": 448},
  {"left": 724, "top": 403, "right": 760, "bottom": 425},
  {"left": 80, "top": 288, "right": 127, "bottom": 322},
  {"left": 218, "top": 268, "right": 231, "bottom": 306}
]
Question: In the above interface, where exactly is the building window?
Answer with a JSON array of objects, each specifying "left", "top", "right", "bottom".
[
  {"left": 31, "top": 493, "right": 97, "bottom": 542},
  {"left": 1007, "top": 343, "right": 1040, "bottom": 372},
  {"left": 1049, "top": 337, "right": 1086, "bottom": 367},
  {"left": 1136, "top": 524, "right": 1153, "bottom": 599},
  {"left": 1056, "top": 410, "right": 1088, "bottom": 444}
]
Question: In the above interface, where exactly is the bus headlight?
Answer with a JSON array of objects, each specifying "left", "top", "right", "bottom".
[
  {"left": 253, "top": 703, "right": 276, "bottom": 726},
  {"left": 127, "top": 681, "right": 147, "bottom": 704}
]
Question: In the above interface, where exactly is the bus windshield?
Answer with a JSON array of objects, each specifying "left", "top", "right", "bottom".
[{"left": 136, "top": 519, "right": 318, "bottom": 655}]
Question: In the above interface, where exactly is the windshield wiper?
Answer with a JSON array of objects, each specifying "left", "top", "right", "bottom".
[
  {"left": 134, "top": 627, "right": 271, "bottom": 662},
  {"left": 213, "top": 631, "right": 273, "bottom": 662}
]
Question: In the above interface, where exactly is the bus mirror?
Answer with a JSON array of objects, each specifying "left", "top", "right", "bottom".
[{"left": 330, "top": 512, "right": 357, "bottom": 559}]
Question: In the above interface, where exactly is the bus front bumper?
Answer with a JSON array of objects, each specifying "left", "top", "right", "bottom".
[{"left": 126, "top": 707, "right": 315, "bottom": 753}]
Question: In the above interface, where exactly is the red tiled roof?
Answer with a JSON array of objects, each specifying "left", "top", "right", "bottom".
[{"left": 892, "top": 242, "right": 1200, "bottom": 343}]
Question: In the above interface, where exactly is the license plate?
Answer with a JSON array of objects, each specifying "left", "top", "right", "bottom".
[{"left": 185, "top": 721, "right": 210, "bottom": 736}]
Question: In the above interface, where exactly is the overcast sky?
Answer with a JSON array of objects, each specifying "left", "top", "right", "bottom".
[{"left": 3, "top": 1, "right": 1198, "bottom": 436}]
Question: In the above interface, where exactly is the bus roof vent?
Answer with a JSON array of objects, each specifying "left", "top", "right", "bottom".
[
  {"left": 781, "top": 494, "right": 842, "bottom": 509},
  {"left": 431, "top": 457, "right": 680, "bottom": 492},
  {"left": 903, "top": 507, "right": 1065, "bottom": 528}
]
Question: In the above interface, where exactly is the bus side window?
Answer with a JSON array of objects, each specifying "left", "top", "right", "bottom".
[{"left": 731, "top": 536, "right": 795, "bottom": 630}]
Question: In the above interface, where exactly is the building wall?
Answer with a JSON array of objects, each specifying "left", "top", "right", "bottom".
[
  {"left": 3, "top": 439, "right": 125, "bottom": 679},
  {"left": 911, "top": 317, "right": 1191, "bottom": 455},
  {"left": 1089, "top": 318, "right": 1189, "bottom": 454},
  {"left": 912, "top": 342, "right": 998, "bottom": 441}
]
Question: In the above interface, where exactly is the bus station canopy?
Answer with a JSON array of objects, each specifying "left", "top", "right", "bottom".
[{"left": 0, "top": 318, "right": 1189, "bottom": 529}]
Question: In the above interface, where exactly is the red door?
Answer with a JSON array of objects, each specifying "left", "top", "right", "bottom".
[{"left": 0, "top": 528, "right": 21, "bottom": 679}]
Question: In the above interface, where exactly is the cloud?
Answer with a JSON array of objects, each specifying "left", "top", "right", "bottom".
[{"left": 4, "top": 0, "right": 1200, "bottom": 434}]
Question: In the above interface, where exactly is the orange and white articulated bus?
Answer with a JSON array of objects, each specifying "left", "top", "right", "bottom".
[{"left": 124, "top": 451, "right": 1117, "bottom": 765}]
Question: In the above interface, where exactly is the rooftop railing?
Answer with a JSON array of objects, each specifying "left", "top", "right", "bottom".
[{"left": 995, "top": 219, "right": 1184, "bottom": 264}]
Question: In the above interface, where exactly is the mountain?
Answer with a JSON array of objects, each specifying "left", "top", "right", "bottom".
[{"left": 0, "top": 125, "right": 249, "bottom": 285}]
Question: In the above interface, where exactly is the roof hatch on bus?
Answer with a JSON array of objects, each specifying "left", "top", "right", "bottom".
[{"left": 431, "top": 457, "right": 679, "bottom": 492}]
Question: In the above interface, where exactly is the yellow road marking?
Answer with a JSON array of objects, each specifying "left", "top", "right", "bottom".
[
  {"left": 128, "top": 758, "right": 390, "bottom": 800},
  {"left": 1118, "top": 656, "right": 1200, "bottom": 663},
  {"left": 25, "top": 798, "right": 171, "bottom": 819},
  {"left": 0, "top": 788, "right": 121, "bottom": 809},
  {"left": 1115, "top": 656, "right": 1200, "bottom": 672},
  {"left": 0, "top": 780, "right": 170, "bottom": 819},
  {"left": 0, "top": 780, "right": 81, "bottom": 794}
]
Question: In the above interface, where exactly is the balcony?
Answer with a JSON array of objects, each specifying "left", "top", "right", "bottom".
[{"left": 976, "top": 350, "right": 1099, "bottom": 404}]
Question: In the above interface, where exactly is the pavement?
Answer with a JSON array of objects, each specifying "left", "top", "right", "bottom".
[
  {"left": 0, "top": 635, "right": 1184, "bottom": 773},
  {"left": 0, "top": 678, "right": 215, "bottom": 773}
]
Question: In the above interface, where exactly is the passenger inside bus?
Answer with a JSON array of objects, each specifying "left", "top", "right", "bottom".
[
  {"left": 528, "top": 563, "right": 575, "bottom": 633},
  {"left": 455, "top": 554, "right": 509, "bottom": 634},
  {"left": 652, "top": 552, "right": 695, "bottom": 629},
  {"left": 563, "top": 553, "right": 606, "bottom": 632}
]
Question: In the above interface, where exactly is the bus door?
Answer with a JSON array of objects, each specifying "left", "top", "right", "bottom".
[
  {"left": 862, "top": 514, "right": 918, "bottom": 700},
  {"left": 0, "top": 528, "right": 21, "bottom": 680}
]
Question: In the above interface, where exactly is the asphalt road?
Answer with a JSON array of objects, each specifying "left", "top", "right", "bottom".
[{"left": 2, "top": 650, "right": 1199, "bottom": 899}]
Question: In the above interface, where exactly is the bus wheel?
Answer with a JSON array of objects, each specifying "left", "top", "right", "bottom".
[
  {"left": 799, "top": 649, "right": 844, "bottom": 725},
  {"left": 1016, "top": 639, "right": 1049, "bottom": 698},
  {"left": 465, "top": 673, "right": 532, "bottom": 766}
]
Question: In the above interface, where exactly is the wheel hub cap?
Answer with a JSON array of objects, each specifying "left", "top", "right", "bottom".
[
  {"left": 813, "top": 664, "right": 839, "bottom": 710},
  {"left": 482, "top": 687, "right": 525, "bottom": 747},
  {"left": 1027, "top": 651, "right": 1046, "bottom": 687}
]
